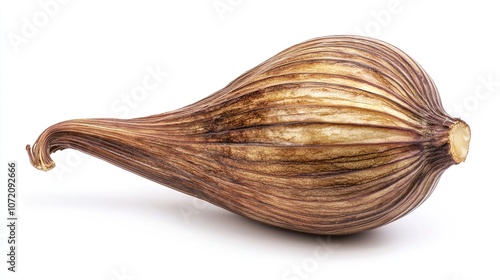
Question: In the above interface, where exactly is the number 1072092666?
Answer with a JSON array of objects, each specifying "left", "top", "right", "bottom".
[{"left": 7, "top": 162, "right": 17, "bottom": 216}]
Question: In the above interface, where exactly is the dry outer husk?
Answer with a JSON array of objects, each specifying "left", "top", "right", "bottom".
[{"left": 27, "top": 35, "right": 471, "bottom": 235}]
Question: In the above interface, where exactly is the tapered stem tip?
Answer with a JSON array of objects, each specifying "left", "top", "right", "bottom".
[{"left": 26, "top": 144, "right": 55, "bottom": 171}]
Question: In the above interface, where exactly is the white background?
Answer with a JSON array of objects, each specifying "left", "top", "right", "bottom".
[{"left": 1, "top": 1, "right": 499, "bottom": 280}]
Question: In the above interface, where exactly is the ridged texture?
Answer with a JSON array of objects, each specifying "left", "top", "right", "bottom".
[{"left": 27, "top": 35, "right": 469, "bottom": 235}]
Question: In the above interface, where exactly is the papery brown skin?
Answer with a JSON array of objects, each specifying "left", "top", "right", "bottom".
[{"left": 27, "top": 35, "right": 471, "bottom": 235}]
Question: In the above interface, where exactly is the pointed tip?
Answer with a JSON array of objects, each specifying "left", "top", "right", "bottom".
[{"left": 26, "top": 143, "right": 55, "bottom": 171}]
